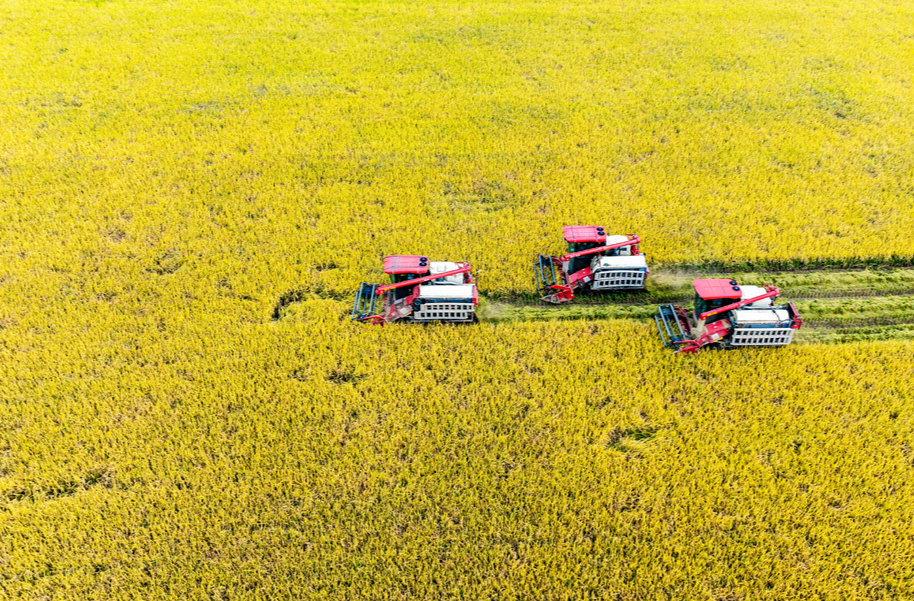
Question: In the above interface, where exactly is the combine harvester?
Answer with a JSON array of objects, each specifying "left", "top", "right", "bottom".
[
  {"left": 534, "top": 226, "right": 649, "bottom": 303},
  {"left": 352, "top": 255, "right": 477, "bottom": 324},
  {"left": 655, "top": 279, "right": 802, "bottom": 353}
]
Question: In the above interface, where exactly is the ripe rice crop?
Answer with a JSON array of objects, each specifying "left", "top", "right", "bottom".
[
  {"left": 1, "top": 0, "right": 914, "bottom": 598},
  {"left": 2, "top": 314, "right": 914, "bottom": 598},
  {"left": 2, "top": 0, "right": 914, "bottom": 297}
]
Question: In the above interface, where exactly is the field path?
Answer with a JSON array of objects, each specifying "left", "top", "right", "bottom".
[{"left": 478, "top": 266, "right": 914, "bottom": 343}]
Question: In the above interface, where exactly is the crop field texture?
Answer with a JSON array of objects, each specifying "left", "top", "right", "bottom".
[{"left": 1, "top": 0, "right": 914, "bottom": 599}]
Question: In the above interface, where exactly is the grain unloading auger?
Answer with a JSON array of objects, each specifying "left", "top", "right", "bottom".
[
  {"left": 352, "top": 255, "right": 478, "bottom": 324},
  {"left": 535, "top": 226, "right": 649, "bottom": 303},
  {"left": 655, "top": 279, "right": 802, "bottom": 353}
]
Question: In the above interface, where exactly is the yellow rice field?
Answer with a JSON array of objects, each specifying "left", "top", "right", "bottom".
[{"left": 1, "top": 0, "right": 914, "bottom": 598}]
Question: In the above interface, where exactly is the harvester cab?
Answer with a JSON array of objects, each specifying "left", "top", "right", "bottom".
[
  {"left": 535, "top": 226, "right": 649, "bottom": 303},
  {"left": 655, "top": 279, "right": 802, "bottom": 353},
  {"left": 352, "top": 255, "right": 478, "bottom": 323}
]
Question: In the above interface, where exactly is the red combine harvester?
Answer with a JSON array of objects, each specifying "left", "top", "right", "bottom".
[
  {"left": 352, "top": 255, "right": 477, "bottom": 323},
  {"left": 534, "top": 226, "right": 649, "bottom": 303},
  {"left": 655, "top": 279, "right": 802, "bottom": 353}
]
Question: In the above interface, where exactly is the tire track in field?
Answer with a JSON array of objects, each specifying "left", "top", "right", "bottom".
[{"left": 564, "top": 287, "right": 914, "bottom": 306}]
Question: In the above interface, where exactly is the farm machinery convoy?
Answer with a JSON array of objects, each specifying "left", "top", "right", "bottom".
[{"left": 352, "top": 227, "right": 803, "bottom": 353}]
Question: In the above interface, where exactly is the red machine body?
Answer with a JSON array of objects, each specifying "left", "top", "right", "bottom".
[
  {"left": 352, "top": 255, "right": 478, "bottom": 324},
  {"left": 655, "top": 279, "right": 802, "bottom": 353},
  {"left": 534, "top": 226, "right": 649, "bottom": 304}
]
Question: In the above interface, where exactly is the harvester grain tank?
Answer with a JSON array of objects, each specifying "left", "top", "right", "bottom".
[
  {"left": 655, "top": 279, "right": 802, "bottom": 353},
  {"left": 534, "top": 226, "right": 649, "bottom": 303},
  {"left": 352, "top": 255, "right": 477, "bottom": 323}
]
